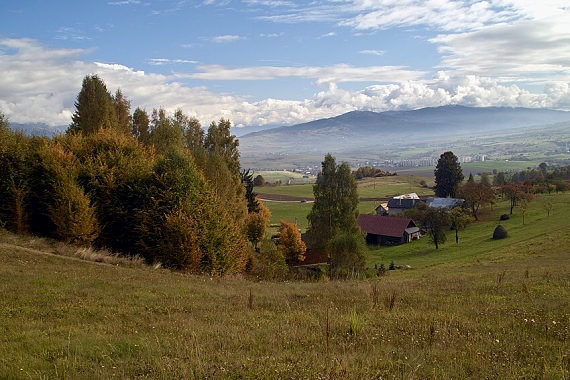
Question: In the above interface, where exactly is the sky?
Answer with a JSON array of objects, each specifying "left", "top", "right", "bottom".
[{"left": 1, "top": 1, "right": 569, "bottom": 130}]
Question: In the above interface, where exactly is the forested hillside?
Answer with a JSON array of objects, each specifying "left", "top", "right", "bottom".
[{"left": 0, "top": 75, "right": 270, "bottom": 274}]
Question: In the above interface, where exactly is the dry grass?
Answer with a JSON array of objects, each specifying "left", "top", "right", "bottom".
[{"left": 0, "top": 194, "right": 569, "bottom": 379}]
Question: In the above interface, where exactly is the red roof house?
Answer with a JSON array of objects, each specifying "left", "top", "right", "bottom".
[{"left": 357, "top": 214, "right": 420, "bottom": 245}]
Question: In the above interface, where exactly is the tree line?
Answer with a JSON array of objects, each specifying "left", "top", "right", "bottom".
[{"left": 0, "top": 75, "right": 276, "bottom": 274}]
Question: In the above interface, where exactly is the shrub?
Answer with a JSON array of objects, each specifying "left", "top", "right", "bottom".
[
  {"left": 251, "top": 238, "right": 288, "bottom": 279},
  {"left": 327, "top": 232, "right": 369, "bottom": 278},
  {"left": 493, "top": 224, "right": 508, "bottom": 240},
  {"left": 49, "top": 175, "right": 99, "bottom": 247},
  {"left": 500, "top": 214, "right": 510, "bottom": 221}
]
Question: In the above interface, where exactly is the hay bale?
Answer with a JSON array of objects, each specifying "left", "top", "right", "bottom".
[{"left": 493, "top": 224, "right": 508, "bottom": 240}]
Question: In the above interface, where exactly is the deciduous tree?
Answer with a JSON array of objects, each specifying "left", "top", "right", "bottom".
[
  {"left": 244, "top": 199, "right": 271, "bottom": 252},
  {"left": 501, "top": 181, "right": 535, "bottom": 214},
  {"left": 307, "top": 154, "right": 360, "bottom": 248},
  {"left": 327, "top": 232, "right": 368, "bottom": 277},
  {"left": 423, "top": 207, "right": 449, "bottom": 249},
  {"left": 459, "top": 181, "right": 496, "bottom": 220},
  {"left": 113, "top": 88, "right": 131, "bottom": 135},
  {"left": 132, "top": 107, "right": 151, "bottom": 145},
  {"left": 434, "top": 151, "right": 464, "bottom": 198},
  {"left": 278, "top": 219, "right": 306, "bottom": 264},
  {"left": 449, "top": 207, "right": 473, "bottom": 243}
]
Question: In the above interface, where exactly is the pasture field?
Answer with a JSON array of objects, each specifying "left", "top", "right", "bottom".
[
  {"left": 257, "top": 175, "right": 434, "bottom": 201},
  {"left": 254, "top": 170, "right": 316, "bottom": 185},
  {"left": 1, "top": 193, "right": 569, "bottom": 379}
]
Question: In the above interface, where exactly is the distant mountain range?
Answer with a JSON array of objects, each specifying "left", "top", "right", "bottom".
[
  {"left": 10, "top": 122, "right": 66, "bottom": 137},
  {"left": 238, "top": 106, "right": 570, "bottom": 156},
  {"left": 8, "top": 106, "right": 570, "bottom": 157}
]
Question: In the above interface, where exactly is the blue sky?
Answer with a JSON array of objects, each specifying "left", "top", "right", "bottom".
[{"left": 1, "top": 1, "right": 569, "bottom": 129}]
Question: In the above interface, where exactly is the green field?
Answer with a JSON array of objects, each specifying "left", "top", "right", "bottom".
[
  {"left": 1, "top": 192, "right": 569, "bottom": 378},
  {"left": 255, "top": 170, "right": 316, "bottom": 185},
  {"left": 257, "top": 176, "right": 434, "bottom": 201}
]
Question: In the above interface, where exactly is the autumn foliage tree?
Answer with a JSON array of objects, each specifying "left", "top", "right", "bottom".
[
  {"left": 458, "top": 181, "right": 496, "bottom": 220},
  {"left": 449, "top": 207, "right": 474, "bottom": 243},
  {"left": 278, "top": 219, "right": 306, "bottom": 265},
  {"left": 501, "top": 181, "right": 535, "bottom": 214},
  {"left": 244, "top": 199, "right": 271, "bottom": 252},
  {"left": 0, "top": 77, "right": 254, "bottom": 275}
]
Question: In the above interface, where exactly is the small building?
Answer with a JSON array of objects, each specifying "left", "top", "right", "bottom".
[
  {"left": 387, "top": 198, "right": 423, "bottom": 215},
  {"left": 375, "top": 203, "right": 389, "bottom": 216},
  {"left": 357, "top": 214, "right": 420, "bottom": 246},
  {"left": 425, "top": 197, "right": 464, "bottom": 210}
]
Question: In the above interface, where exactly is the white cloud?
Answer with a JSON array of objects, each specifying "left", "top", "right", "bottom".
[
  {"left": 180, "top": 63, "right": 426, "bottom": 83},
  {"left": 108, "top": 0, "right": 141, "bottom": 5},
  {"left": 360, "top": 49, "right": 385, "bottom": 56},
  {"left": 1, "top": 38, "right": 569, "bottom": 131},
  {"left": 146, "top": 58, "right": 198, "bottom": 66},
  {"left": 431, "top": 7, "right": 570, "bottom": 83},
  {"left": 55, "top": 27, "right": 91, "bottom": 41},
  {"left": 212, "top": 35, "right": 245, "bottom": 43}
]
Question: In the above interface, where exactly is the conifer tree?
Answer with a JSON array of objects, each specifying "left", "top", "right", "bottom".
[
  {"left": 68, "top": 75, "right": 117, "bottom": 135},
  {"left": 113, "top": 88, "right": 132, "bottom": 135}
]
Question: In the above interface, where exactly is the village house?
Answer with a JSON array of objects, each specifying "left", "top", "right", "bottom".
[{"left": 357, "top": 214, "right": 420, "bottom": 246}]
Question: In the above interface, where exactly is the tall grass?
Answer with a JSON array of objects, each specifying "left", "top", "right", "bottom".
[{"left": 1, "top": 211, "right": 569, "bottom": 378}]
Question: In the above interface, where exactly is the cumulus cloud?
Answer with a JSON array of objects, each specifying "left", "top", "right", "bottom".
[{"left": 1, "top": 38, "right": 569, "bottom": 130}]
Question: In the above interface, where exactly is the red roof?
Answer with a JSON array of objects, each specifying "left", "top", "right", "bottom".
[{"left": 357, "top": 214, "right": 416, "bottom": 238}]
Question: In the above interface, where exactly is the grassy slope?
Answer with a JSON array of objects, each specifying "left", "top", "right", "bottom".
[{"left": 1, "top": 194, "right": 569, "bottom": 379}]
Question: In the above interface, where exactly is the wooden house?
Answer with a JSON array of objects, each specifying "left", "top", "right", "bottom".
[{"left": 357, "top": 214, "right": 420, "bottom": 245}]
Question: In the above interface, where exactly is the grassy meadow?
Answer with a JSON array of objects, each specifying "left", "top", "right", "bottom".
[{"left": 1, "top": 181, "right": 570, "bottom": 378}]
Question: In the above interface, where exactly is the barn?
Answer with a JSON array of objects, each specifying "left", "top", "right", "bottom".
[{"left": 357, "top": 214, "right": 420, "bottom": 245}]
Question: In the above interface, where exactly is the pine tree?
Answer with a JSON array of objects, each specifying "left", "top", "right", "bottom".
[
  {"left": 113, "top": 88, "right": 132, "bottom": 135},
  {"left": 68, "top": 75, "right": 117, "bottom": 135}
]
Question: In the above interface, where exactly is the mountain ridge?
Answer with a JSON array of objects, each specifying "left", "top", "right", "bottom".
[{"left": 238, "top": 105, "right": 570, "bottom": 155}]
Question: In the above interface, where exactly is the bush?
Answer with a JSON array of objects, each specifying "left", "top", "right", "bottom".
[
  {"left": 49, "top": 176, "right": 99, "bottom": 246},
  {"left": 251, "top": 238, "right": 288, "bottom": 279},
  {"left": 500, "top": 214, "right": 510, "bottom": 221},
  {"left": 328, "top": 232, "right": 369, "bottom": 278},
  {"left": 493, "top": 224, "right": 508, "bottom": 240}
]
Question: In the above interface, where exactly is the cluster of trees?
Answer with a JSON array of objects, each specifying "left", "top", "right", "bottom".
[
  {"left": 353, "top": 166, "right": 397, "bottom": 180},
  {"left": 493, "top": 164, "right": 570, "bottom": 194},
  {"left": 0, "top": 75, "right": 273, "bottom": 274},
  {"left": 306, "top": 154, "right": 368, "bottom": 276}
]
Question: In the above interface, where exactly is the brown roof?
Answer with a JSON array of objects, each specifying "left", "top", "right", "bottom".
[{"left": 357, "top": 214, "right": 416, "bottom": 238}]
